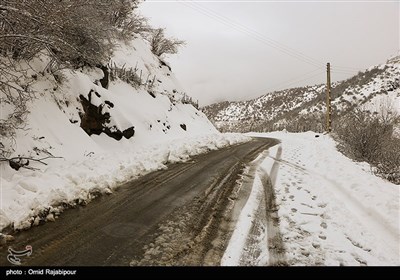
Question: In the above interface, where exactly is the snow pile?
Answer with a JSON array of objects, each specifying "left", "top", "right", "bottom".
[
  {"left": 0, "top": 35, "right": 249, "bottom": 232},
  {"left": 252, "top": 131, "right": 399, "bottom": 266},
  {"left": 0, "top": 133, "right": 249, "bottom": 231}
]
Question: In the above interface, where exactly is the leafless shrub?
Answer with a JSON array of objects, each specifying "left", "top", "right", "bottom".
[
  {"left": 0, "top": 1, "right": 114, "bottom": 67},
  {"left": 0, "top": 57, "right": 36, "bottom": 158},
  {"left": 181, "top": 93, "right": 199, "bottom": 109},
  {"left": 115, "top": 12, "right": 151, "bottom": 41},
  {"left": 148, "top": 28, "right": 185, "bottom": 57},
  {"left": 334, "top": 100, "right": 400, "bottom": 184},
  {"left": 105, "top": 0, "right": 151, "bottom": 41},
  {"left": 0, "top": 0, "right": 149, "bottom": 68},
  {"left": 376, "top": 137, "right": 400, "bottom": 184},
  {"left": 109, "top": 62, "right": 142, "bottom": 88}
]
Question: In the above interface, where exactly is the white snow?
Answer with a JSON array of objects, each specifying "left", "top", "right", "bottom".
[
  {"left": 221, "top": 147, "right": 280, "bottom": 266},
  {"left": 0, "top": 35, "right": 250, "bottom": 232},
  {"left": 0, "top": 133, "right": 248, "bottom": 231},
  {"left": 224, "top": 131, "right": 399, "bottom": 266},
  {"left": 221, "top": 151, "right": 271, "bottom": 266},
  {"left": 221, "top": 175, "right": 264, "bottom": 265}
]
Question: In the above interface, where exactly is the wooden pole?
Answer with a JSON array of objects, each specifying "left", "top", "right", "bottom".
[{"left": 326, "top": 62, "right": 332, "bottom": 132}]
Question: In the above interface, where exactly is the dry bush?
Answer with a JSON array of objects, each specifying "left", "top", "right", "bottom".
[
  {"left": 109, "top": 62, "right": 142, "bottom": 89},
  {"left": 181, "top": 93, "right": 199, "bottom": 109},
  {"left": 0, "top": 56, "right": 36, "bottom": 158},
  {"left": 0, "top": 0, "right": 146, "bottom": 67},
  {"left": 376, "top": 137, "right": 400, "bottom": 184},
  {"left": 335, "top": 110, "right": 388, "bottom": 161},
  {"left": 149, "top": 28, "right": 185, "bottom": 57},
  {"left": 1, "top": 1, "right": 111, "bottom": 67},
  {"left": 334, "top": 100, "right": 400, "bottom": 184}
]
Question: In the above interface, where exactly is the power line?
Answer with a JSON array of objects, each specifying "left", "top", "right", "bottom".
[
  {"left": 149, "top": 1, "right": 364, "bottom": 101},
  {"left": 266, "top": 68, "right": 324, "bottom": 91},
  {"left": 176, "top": 1, "right": 370, "bottom": 70},
  {"left": 331, "top": 69, "right": 357, "bottom": 73},
  {"left": 330, "top": 68, "right": 359, "bottom": 74},
  {"left": 331, "top": 71, "right": 357, "bottom": 76},
  {"left": 179, "top": 0, "right": 325, "bottom": 68},
  {"left": 269, "top": 69, "right": 326, "bottom": 91},
  {"left": 332, "top": 65, "right": 361, "bottom": 70},
  {"left": 149, "top": 0, "right": 364, "bottom": 71},
  {"left": 184, "top": 0, "right": 324, "bottom": 67},
  {"left": 171, "top": 0, "right": 364, "bottom": 88},
  {"left": 246, "top": 68, "right": 326, "bottom": 99}
]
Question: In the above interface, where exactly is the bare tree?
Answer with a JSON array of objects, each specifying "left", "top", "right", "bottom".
[
  {"left": 376, "top": 97, "right": 399, "bottom": 125},
  {"left": 149, "top": 28, "right": 185, "bottom": 57},
  {"left": 0, "top": 0, "right": 148, "bottom": 67},
  {"left": 0, "top": 1, "right": 114, "bottom": 67},
  {"left": 0, "top": 0, "right": 149, "bottom": 159},
  {"left": 100, "top": 0, "right": 150, "bottom": 41},
  {"left": 0, "top": 55, "right": 36, "bottom": 158}
]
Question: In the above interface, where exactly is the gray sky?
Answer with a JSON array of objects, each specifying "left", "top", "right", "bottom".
[{"left": 139, "top": 0, "right": 399, "bottom": 106}]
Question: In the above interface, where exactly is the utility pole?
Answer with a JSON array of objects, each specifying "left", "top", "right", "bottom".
[{"left": 326, "top": 62, "right": 332, "bottom": 132}]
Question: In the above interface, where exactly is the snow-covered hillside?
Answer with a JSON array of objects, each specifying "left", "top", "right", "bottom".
[
  {"left": 203, "top": 56, "right": 400, "bottom": 133},
  {"left": 0, "top": 36, "right": 249, "bottom": 232}
]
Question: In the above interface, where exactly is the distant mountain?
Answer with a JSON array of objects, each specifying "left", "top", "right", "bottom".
[{"left": 203, "top": 55, "right": 400, "bottom": 133}]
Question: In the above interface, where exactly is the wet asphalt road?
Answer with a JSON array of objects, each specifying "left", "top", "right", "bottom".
[{"left": 0, "top": 137, "right": 279, "bottom": 266}]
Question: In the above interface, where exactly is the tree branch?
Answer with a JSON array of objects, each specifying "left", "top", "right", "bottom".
[{"left": 0, "top": 155, "right": 63, "bottom": 171}]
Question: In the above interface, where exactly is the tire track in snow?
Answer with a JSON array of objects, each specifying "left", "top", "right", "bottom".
[
  {"left": 259, "top": 145, "right": 287, "bottom": 266},
  {"left": 221, "top": 143, "right": 286, "bottom": 266}
]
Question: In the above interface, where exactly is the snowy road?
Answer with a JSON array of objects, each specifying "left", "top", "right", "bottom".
[{"left": 0, "top": 137, "right": 279, "bottom": 266}]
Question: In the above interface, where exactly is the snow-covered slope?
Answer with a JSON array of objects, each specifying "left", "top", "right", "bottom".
[
  {"left": 203, "top": 56, "right": 400, "bottom": 132},
  {"left": 3, "top": 36, "right": 217, "bottom": 162},
  {"left": 0, "top": 36, "right": 249, "bottom": 232}
]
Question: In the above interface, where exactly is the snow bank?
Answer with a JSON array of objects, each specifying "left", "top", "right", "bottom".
[
  {"left": 250, "top": 131, "right": 399, "bottom": 266},
  {"left": 0, "top": 133, "right": 249, "bottom": 231}
]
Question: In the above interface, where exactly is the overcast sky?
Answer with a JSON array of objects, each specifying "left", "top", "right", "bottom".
[{"left": 139, "top": 0, "right": 399, "bottom": 106}]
